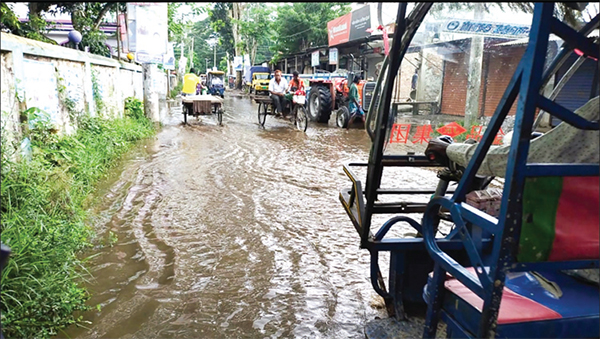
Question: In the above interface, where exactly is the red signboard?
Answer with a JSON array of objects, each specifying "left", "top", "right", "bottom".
[
  {"left": 328, "top": 13, "right": 351, "bottom": 46},
  {"left": 436, "top": 122, "right": 467, "bottom": 138},
  {"left": 118, "top": 13, "right": 128, "bottom": 53}
]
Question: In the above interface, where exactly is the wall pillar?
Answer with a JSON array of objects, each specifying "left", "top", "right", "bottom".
[{"left": 142, "top": 63, "right": 160, "bottom": 122}]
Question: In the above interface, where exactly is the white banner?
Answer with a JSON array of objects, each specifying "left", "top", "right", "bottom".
[
  {"left": 329, "top": 48, "right": 338, "bottom": 65},
  {"left": 178, "top": 56, "right": 187, "bottom": 74},
  {"left": 311, "top": 51, "right": 320, "bottom": 67},
  {"left": 163, "top": 42, "right": 175, "bottom": 70},
  {"left": 233, "top": 56, "right": 243, "bottom": 71},
  {"left": 127, "top": 3, "right": 168, "bottom": 64}
]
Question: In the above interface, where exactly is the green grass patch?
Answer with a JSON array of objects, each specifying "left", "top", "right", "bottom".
[{"left": 1, "top": 97, "right": 156, "bottom": 338}]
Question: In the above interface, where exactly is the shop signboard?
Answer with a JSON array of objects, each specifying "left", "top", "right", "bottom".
[
  {"left": 348, "top": 5, "right": 371, "bottom": 41},
  {"left": 127, "top": 2, "right": 168, "bottom": 64},
  {"left": 329, "top": 48, "right": 338, "bottom": 65},
  {"left": 328, "top": 12, "right": 351, "bottom": 46},
  {"left": 442, "top": 19, "right": 530, "bottom": 38},
  {"left": 312, "top": 51, "right": 320, "bottom": 67},
  {"left": 328, "top": 5, "right": 372, "bottom": 46}
]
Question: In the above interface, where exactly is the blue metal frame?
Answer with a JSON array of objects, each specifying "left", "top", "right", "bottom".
[{"left": 422, "top": 3, "right": 599, "bottom": 338}]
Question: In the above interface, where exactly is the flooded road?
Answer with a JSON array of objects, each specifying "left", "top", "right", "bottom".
[{"left": 61, "top": 93, "right": 444, "bottom": 339}]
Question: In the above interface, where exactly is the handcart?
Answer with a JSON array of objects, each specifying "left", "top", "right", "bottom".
[{"left": 181, "top": 94, "right": 224, "bottom": 125}]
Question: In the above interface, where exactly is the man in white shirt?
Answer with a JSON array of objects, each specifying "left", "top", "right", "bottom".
[{"left": 269, "top": 69, "right": 289, "bottom": 116}]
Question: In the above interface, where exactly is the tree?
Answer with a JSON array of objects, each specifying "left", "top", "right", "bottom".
[
  {"left": 271, "top": 3, "right": 351, "bottom": 57},
  {"left": 235, "top": 4, "right": 273, "bottom": 66},
  {"left": 191, "top": 18, "right": 218, "bottom": 74},
  {"left": 22, "top": 2, "right": 126, "bottom": 56},
  {"left": 209, "top": 2, "right": 241, "bottom": 87}
]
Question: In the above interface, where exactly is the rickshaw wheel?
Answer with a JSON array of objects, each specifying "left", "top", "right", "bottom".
[
  {"left": 295, "top": 106, "right": 308, "bottom": 132},
  {"left": 257, "top": 102, "right": 267, "bottom": 127},
  {"left": 217, "top": 108, "right": 223, "bottom": 126}
]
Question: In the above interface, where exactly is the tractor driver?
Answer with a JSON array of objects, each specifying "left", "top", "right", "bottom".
[
  {"left": 347, "top": 75, "right": 365, "bottom": 128},
  {"left": 269, "top": 69, "right": 289, "bottom": 116}
]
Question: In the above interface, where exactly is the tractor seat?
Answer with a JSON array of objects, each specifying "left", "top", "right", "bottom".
[{"left": 423, "top": 267, "right": 600, "bottom": 338}]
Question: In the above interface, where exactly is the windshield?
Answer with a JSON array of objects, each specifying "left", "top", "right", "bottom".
[
  {"left": 368, "top": 3, "right": 583, "bottom": 157},
  {"left": 255, "top": 74, "right": 269, "bottom": 80}
]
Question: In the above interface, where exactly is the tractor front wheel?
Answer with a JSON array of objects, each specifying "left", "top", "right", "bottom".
[{"left": 336, "top": 106, "right": 350, "bottom": 128}]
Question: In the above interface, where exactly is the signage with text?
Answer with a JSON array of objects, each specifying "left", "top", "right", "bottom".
[
  {"left": 127, "top": 3, "right": 168, "bottom": 64},
  {"left": 328, "top": 13, "right": 351, "bottom": 46},
  {"left": 442, "top": 19, "right": 530, "bottom": 38},
  {"left": 388, "top": 122, "right": 505, "bottom": 145},
  {"left": 328, "top": 5, "right": 373, "bottom": 47},
  {"left": 349, "top": 5, "right": 371, "bottom": 42},
  {"left": 329, "top": 48, "right": 338, "bottom": 65},
  {"left": 312, "top": 51, "right": 320, "bottom": 67}
]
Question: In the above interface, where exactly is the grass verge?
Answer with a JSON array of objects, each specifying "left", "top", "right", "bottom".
[{"left": 1, "top": 97, "right": 156, "bottom": 338}]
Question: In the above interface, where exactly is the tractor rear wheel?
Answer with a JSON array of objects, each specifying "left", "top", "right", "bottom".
[{"left": 308, "top": 85, "right": 332, "bottom": 123}]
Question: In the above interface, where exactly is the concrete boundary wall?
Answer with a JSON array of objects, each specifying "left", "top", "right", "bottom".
[{"left": 1, "top": 32, "right": 148, "bottom": 145}]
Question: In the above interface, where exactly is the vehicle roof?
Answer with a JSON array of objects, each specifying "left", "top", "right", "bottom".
[{"left": 208, "top": 70, "right": 225, "bottom": 75}]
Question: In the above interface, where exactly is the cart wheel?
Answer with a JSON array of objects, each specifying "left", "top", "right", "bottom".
[
  {"left": 295, "top": 105, "right": 308, "bottom": 132},
  {"left": 217, "top": 108, "right": 223, "bottom": 126},
  {"left": 258, "top": 102, "right": 267, "bottom": 127},
  {"left": 183, "top": 105, "right": 188, "bottom": 124}
]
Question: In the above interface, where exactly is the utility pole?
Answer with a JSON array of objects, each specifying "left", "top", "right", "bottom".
[
  {"left": 116, "top": 5, "right": 121, "bottom": 60},
  {"left": 190, "top": 38, "right": 194, "bottom": 69},
  {"left": 213, "top": 42, "right": 217, "bottom": 69},
  {"left": 464, "top": 3, "right": 485, "bottom": 128}
]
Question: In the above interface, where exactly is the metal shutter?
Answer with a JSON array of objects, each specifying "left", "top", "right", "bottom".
[{"left": 552, "top": 52, "right": 598, "bottom": 126}]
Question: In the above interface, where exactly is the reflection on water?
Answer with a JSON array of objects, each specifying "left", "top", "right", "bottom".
[{"left": 59, "top": 93, "right": 444, "bottom": 339}]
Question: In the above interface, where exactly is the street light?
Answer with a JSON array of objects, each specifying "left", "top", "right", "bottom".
[{"left": 207, "top": 34, "right": 218, "bottom": 70}]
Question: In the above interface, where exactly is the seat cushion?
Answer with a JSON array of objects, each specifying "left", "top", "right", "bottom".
[{"left": 425, "top": 268, "right": 600, "bottom": 337}]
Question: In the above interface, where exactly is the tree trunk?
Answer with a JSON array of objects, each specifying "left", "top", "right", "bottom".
[
  {"left": 231, "top": 3, "right": 246, "bottom": 89},
  {"left": 93, "top": 3, "right": 115, "bottom": 31}
]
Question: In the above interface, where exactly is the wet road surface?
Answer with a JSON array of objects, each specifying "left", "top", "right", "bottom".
[{"left": 60, "top": 93, "right": 445, "bottom": 339}]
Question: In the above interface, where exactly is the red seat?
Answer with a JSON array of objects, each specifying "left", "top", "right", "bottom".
[{"left": 442, "top": 268, "right": 562, "bottom": 324}]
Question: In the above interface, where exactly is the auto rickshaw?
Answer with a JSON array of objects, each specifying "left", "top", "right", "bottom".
[{"left": 207, "top": 70, "right": 225, "bottom": 98}]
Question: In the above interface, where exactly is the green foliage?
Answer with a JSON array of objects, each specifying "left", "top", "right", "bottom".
[
  {"left": 234, "top": 4, "right": 274, "bottom": 66},
  {"left": 56, "top": 70, "right": 83, "bottom": 127},
  {"left": 91, "top": 69, "right": 105, "bottom": 116},
  {"left": 0, "top": 3, "right": 56, "bottom": 45},
  {"left": 1, "top": 100, "right": 156, "bottom": 338},
  {"left": 124, "top": 97, "right": 145, "bottom": 120},
  {"left": 272, "top": 3, "right": 351, "bottom": 56},
  {"left": 191, "top": 18, "right": 220, "bottom": 75},
  {"left": 208, "top": 3, "right": 235, "bottom": 59},
  {"left": 170, "top": 82, "right": 183, "bottom": 99},
  {"left": 0, "top": 3, "right": 21, "bottom": 32}
]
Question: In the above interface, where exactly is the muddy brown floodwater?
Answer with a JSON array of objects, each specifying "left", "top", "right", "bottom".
[{"left": 59, "top": 93, "right": 446, "bottom": 339}]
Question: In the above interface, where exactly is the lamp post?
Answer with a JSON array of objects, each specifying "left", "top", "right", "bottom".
[
  {"left": 208, "top": 34, "right": 218, "bottom": 70},
  {"left": 68, "top": 30, "right": 82, "bottom": 50}
]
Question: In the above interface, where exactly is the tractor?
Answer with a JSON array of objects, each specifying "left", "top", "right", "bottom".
[{"left": 306, "top": 71, "right": 376, "bottom": 127}]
